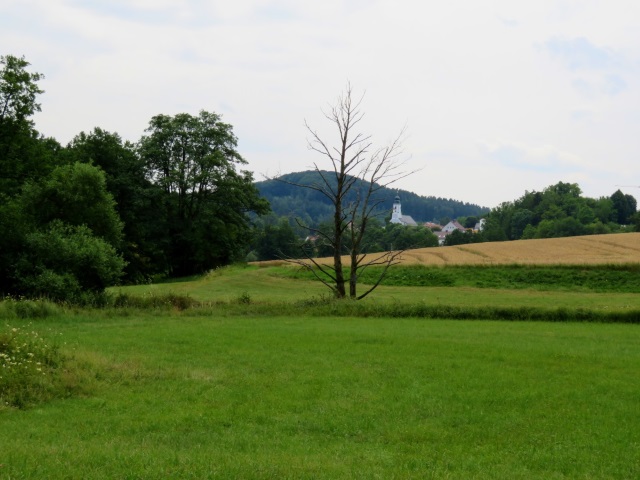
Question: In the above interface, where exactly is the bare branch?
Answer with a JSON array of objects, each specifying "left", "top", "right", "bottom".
[
  {"left": 287, "top": 258, "right": 338, "bottom": 295},
  {"left": 356, "top": 251, "right": 404, "bottom": 300},
  {"left": 279, "top": 83, "right": 416, "bottom": 299}
]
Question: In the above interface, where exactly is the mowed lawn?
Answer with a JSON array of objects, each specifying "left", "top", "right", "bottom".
[{"left": 2, "top": 312, "right": 640, "bottom": 479}]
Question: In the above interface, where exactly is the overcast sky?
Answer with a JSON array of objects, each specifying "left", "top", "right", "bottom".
[{"left": 2, "top": 0, "right": 639, "bottom": 208}]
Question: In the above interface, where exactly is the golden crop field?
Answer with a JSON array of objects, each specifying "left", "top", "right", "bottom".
[
  {"left": 401, "top": 232, "right": 640, "bottom": 266},
  {"left": 255, "top": 232, "right": 640, "bottom": 267}
]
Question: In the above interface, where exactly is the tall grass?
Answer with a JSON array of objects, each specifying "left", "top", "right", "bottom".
[
  {"left": 0, "top": 297, "right": 62, "bottom": 319},
  {"left": 0, "top": 323, "right": 69, "bottom": 408},
  {"left": 279, "top": 263, "right": 640, "bottom": 292},
  {"left": 290, "top": 295, "right": 640, "bottom": 323}
]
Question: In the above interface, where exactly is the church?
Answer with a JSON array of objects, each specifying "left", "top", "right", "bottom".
[{"left": 389, "top": 195, "right": 418, "bottom": 226}]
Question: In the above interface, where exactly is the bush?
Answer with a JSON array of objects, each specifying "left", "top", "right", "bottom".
[
  {"left": 15, "top": 221, "right": 126, "bottom": 302},
  {"left": 236, "top": 292, "right": 252, "bottom": 305}
]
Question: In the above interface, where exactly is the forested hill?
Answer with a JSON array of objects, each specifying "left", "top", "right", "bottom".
[{"left": 255, "top": 170, "right": 489, "bottom": 225}]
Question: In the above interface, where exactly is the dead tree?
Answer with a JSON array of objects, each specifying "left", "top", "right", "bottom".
[{"left": 286, "top": 84, "right": 414, "bottom": 300}]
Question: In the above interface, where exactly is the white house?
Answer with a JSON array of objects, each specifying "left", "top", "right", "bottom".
[
  {"left": 441, "top": 220, "right": 466, "bottom": 233},
  {"left": 437, "top": 220, "right": 466, "bottom": 245}
]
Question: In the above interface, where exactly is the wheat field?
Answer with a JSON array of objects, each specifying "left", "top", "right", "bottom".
[
  {"left": 402, "top": 232, "right": 640, "bottom": 266},
  {"left": 255, "top": 233, "right": 640, "bottom": 267}
]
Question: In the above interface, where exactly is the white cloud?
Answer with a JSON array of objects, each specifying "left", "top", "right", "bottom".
[{"left": 544, "top": 37, "right": 614, "bottom": 70}]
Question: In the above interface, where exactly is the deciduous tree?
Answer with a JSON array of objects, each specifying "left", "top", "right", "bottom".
[
  {"left": 285, "top": 84, "right": 413, "bottom": 300},
  {"left": 0, "top": 54, "right": 43, "bottom": 124},
  {"left": 139, "top": 111, "right": 269, "bottom": 275},
  {"left": 0, "top": 55, "right": 60, "bottom": 197},
  {"left": 1, "top": 163, "right": 126, "bottom": 300},
  {"left": 610, "top": 189, "right": 637, "bottom": 225},
  {"left": 65, "top": 128, "right": 166, "bottom": 282},
  {"left": 18, "top": 162, "right": 124, "bottom": 246}
]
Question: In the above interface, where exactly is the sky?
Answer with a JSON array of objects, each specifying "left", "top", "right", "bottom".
[{"left": 2, "top": 0, "right": 640, "bottom": 208}]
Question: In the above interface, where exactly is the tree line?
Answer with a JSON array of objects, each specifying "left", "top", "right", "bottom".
[
  {"left": 479, "top": 182, "right": 638, "bottom": 243},
  {"left": 0, "top": 55, "right": 268, "bottom": 301}
]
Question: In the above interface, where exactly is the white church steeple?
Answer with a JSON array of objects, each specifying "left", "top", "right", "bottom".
[
  {"left": 391, "top": 195, "right": 402, "bottom": 223},
  {"left": 389, "top": 194, "right": 418, "bottom": 226}
]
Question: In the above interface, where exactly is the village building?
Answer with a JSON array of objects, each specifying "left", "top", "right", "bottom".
[
  {"left": 441, "top": 220, "right": 466, "bottom": 234},
  {"left": 389, "top": 195, "right": 485, "bottom": 246},
  {"left": 436, "top": 220, "right": 466, "bottom": 245},
  {"left": 424, "top": 222, "right": 442, "bottom": 230},
  {"left": 389, "top": 195, "right": 418, "bottom": 226},
  {"left": 474, "top": 218, "right": 486, "bottom": 232}
]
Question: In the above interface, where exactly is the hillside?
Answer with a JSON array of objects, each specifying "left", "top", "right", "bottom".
[
  {"left": 256, "top": 233, "right": 640, "bottom": 267},
  {"left": 256, "top": 170, "right": 489, "bottom": 224}
]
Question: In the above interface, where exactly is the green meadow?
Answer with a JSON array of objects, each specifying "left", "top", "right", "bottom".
[{"left": 2, "top": 264, "right": 640, "bottom": 479}]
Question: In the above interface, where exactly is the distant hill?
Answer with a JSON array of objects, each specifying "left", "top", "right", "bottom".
[{"left": 256, "top": 170, "right": 489, "bottom": 225}]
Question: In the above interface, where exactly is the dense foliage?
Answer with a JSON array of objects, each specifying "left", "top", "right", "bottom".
[
  {"left": 0, "top": 55, "right": 269, "bottom": 300},
  {"left": 482, "top": 181, "right": 638, "bottom": 241},
  {"left": 138, "top": 111, "right": 269, "bottom": 276},
  {"left": 63, "top": 128, "right": 166, "bottom": 281}
]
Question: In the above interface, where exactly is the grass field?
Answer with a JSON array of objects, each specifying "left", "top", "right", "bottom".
[
  {"left": 2, "top": 233, "right": 640, "bottom": 478},
  {"left": 2, "top": 313, "right": 640, "bottom": 479},
  {"left": 113, "top": 263, "right": 640, "bottom": 318}
]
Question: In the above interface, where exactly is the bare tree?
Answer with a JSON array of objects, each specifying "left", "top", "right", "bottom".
[{"left": 286, "top": 84, "right": 414, "bottom": 300}]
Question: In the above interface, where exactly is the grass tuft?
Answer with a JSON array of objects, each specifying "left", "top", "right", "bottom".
[
  {"left": 110, "top": 292, "right": 198, "bottom": 310},
  {"left": 0, "top": 324, "right": 69, "bottom": 409},
  {"left": 0, "top": 296, "right": 61, "bottom": 319}
]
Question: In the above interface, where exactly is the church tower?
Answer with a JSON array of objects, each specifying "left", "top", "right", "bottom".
[{"left": 391, "top": 195, "right": 402, "bottom": 223}]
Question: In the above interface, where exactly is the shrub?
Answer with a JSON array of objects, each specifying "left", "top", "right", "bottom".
[
  {"left": 236, "top": 292, "right": 252, "bottom": 305},
  {"left": 15, "top": 221, "right": 126, "bottom": 302}
]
